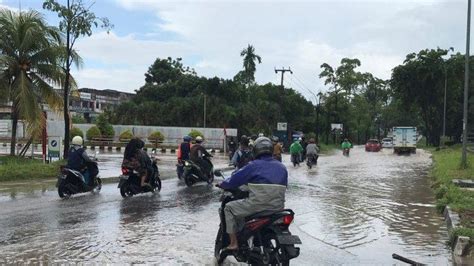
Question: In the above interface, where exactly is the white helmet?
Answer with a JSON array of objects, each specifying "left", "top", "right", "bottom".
[
  {"left": 72, "top": 136, "right": 83, "bottom": 146},
  {"left": 258, "top": 133, "right": 264, "bottom": 137},
  {"left": 195, "top": 136, "right": 203, "bottom": 143}
]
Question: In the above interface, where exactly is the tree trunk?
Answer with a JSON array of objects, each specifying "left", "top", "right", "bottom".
[
  {"left": 63, "top": 15, "right": 71, "bottom": 159},
  {"left": 10, "top": 105, "right": 18, "bottom": 156}
]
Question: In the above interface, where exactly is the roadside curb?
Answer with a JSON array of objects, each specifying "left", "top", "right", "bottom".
[{"left": 444, "top": 206, "right": 472, "bottom": 257}]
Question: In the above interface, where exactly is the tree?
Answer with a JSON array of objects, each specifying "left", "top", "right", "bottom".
[
  {"left": 0, "top": 9, "right": 65, "bottom": 156},
  {"left": 43, "top": 0, "right": 112, "bottom": 158},
  {"left": 236, "top": 44, "right": 262, "bottom": 86},
  {"left": 391, "top": 48, "right": 450, "bottom": 146}
]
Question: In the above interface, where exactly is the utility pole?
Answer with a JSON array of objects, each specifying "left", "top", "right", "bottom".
[
  {"left": 462, "top": 0, "right": 471, "bottom": 168},
  {"left": 275, "top": 67, "right": 293, "bottom": 87},
  {"left": 203, "top": 94, "right": 207, "bottom": 128}
]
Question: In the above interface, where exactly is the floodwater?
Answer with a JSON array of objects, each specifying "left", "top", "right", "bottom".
[{"left": 0, "top": 147, "right": 452, "bottom": 264}]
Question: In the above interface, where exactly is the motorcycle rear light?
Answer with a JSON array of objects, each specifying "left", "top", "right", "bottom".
[
  {"left": 121, "top": 167, "right": 129, "bottom": 175},
  {"left": 246, "top": 218, "right": 270, "bottom": 231},
  {"left": 282, "top": 215, "right": 294, "bottom": 225}
]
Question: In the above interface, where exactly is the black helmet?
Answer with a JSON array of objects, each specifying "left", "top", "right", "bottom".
[
  {"left": 240, "top": 135, "right": 249, "bottom": 146},
  {"left": 254, "top": 137, "right": 273, "bottom": 158}
]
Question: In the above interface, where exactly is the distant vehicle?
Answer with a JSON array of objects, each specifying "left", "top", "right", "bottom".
[
  {"left": 381, "top": 138, "right": 393, "bottom": 148},
  {"left": 392, "top": 127, "right": 417, "bottom": 154},
  {"left": 365, "top": 139, "right": 381, "bottom": 152}
]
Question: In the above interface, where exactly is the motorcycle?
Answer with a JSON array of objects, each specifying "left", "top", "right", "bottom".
[
  {"left": 56, "top": 161, "right": 101, "bottom": 198},
  {"left": 182, "top": 155, "right": 214, "bottom": 187},
  {"left": 214, "top": 171, "right": 301, "bottom": 265},
  {"left": 306, "top": 154, "right": 319, "bottom": 169},
  {"left": 118, "top": 152, "right": 162, "bottom": 197},
  {"left": 343, "top": 148, "right": 350, "bottom": 157}
]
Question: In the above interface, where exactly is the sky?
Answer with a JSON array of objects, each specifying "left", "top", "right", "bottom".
[{"left": 0, "top": 0, "right": 470, "bottom": 103}]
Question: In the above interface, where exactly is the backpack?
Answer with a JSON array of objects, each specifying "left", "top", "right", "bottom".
[{"left": 237, "top": 149, "right": 254, "bottom": 169}]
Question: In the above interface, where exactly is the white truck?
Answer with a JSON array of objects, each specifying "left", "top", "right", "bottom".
[{"left": 392, "top": 126, "right": 417, "bottom": 154}]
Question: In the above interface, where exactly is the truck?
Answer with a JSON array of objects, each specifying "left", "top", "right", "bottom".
[{"left": 392, "top": 126, "right": 417, "bottom": 154}]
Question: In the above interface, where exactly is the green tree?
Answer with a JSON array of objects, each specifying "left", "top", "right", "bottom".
[
  {"left": 86, "top": 126, "right": 100, "bottom": 141},
  {"left": 70, "top": 127, "right": 83, "bottom": 140},
  {"left": 43, "top": 0, "right": 112, "bottom": 158},
  {"left": 96, "top": 113, "right": 114, "bottom": 138},
  {"left": 391, "top": 48, "right": 450, "bottom": 146},
  {"left": 236, "top": 44, "right": 262, "bottom": 86},
  {"left": 0, "top": 9, "right": 65, "bottom": 156}
]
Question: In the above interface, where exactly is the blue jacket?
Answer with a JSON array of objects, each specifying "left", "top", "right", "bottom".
[
  {"left": 221, "top": 155, "right": 288, "bottom": 189},
  {"left": 221, "top": 155, "right": 288, "bottom": 209}
]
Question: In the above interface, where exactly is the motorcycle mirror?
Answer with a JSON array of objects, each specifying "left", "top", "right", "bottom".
[{"left": 213, "top": 170, "right": 223, "bottom": 177}]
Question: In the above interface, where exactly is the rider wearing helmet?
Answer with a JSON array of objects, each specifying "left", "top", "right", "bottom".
[
  {"left": 177, "top": 135, "right": 193, "bottom": 178},
  {"left": 190, "top": 136, "right": 213, "bottom": 178},
  {"left": 218, "top": 137, "right": 288, "bottom": 251},
  {"left": 66, "top": 136, "right": 97, "bottom": 186},
  {"left": 272, "top": 136, "right": 283, "bottom": 162}
]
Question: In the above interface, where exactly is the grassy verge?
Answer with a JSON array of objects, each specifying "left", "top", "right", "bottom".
[
  {"left": 0, "top": 156, "right": 64, "bottom": 182},
  {"left": 430, "top": 146, "right": 474, "bottom": 241},
  {"left": 319, "top": 143, "right": 338, "bottom": 153}
]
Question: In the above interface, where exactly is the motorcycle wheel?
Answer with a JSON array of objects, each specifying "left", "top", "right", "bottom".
[
  {"left": 120, "top": 183, "right": 133, "bottom": 198},
  {"left": 58, "top": 182, "right": 71, "bottom": 199},
  {"left": 264, "top": 232, "right": 291, "bottom": 266},
  {"left": 184, "top": 175, "right": 194, "bottom": 187},
  {"left": 154, "top": 177, "right": 162, "bottom": 192},
  {"left": 207, "top": 172, "right": 214, "bottom": 184},
  {"left": 96, "top": 178, "right": 102, "bottom": 192},
  {"left": 214, "top": 226, "right": 224, "bottom": 259}
]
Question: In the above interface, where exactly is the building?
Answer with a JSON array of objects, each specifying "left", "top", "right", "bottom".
[{"left": 70, "top": 88, "right": 134, "bottom": 122}]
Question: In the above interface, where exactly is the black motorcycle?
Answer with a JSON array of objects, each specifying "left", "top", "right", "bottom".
[
  {"left": 343, "top": 148, "right": 350, "bottom": 157},
  {"left": 182, "top": 155, "right": 214, "bottom": 187},
  {"left": 214, "top": 171, "right": 301, "bottom": 265},
  {"left": 118, "top": 156, "right": 161, "bottom": 197},
  {"left": 306, "top": 154, "right": 319, "bottom": 169},
  {"left": 56, "top": 162, "right": 101, "bottom": 198}
]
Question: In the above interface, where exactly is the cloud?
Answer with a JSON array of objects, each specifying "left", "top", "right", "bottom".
[{"left": 5, "top": 0, "right": 459, "bottom": 101}]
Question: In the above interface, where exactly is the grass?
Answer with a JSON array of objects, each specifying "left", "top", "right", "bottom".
[
  {"left": 430, "top": 146, "right": 474, "bottom": 241},
  {"left": 319, "top": 143, "right": 338, "bottom": 153},
  {"left": 0, "top": 156, "right": 65, "bottom": 182}
]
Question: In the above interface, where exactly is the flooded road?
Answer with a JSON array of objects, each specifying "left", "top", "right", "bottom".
[{"left": 0, "top": 147, "right": 451, "bottom": 264}]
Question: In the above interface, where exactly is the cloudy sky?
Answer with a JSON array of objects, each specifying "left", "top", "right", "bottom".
[{"left": 0, "top": 0, "right": 469, "bottom": 102}]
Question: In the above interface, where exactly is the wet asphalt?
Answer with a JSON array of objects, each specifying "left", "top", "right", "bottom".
[{"left": 0, "top": 147, "right": 452, "bottom": 264}]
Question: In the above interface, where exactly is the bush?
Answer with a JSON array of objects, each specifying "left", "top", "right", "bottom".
[
  {"left": 86, "top": 126, "right": 101, "bottom": 141},
  {"left": 101, "top": 124, "right": 115, "bottom": 138},
  {"left": 119, "top": 130, "right": 133, "bottom": 142},
  {"left": 188, "top": 129, "right": 204, "bottom": 140},
  {"left": 70, "top": 127, "right": 84, "bottom": 140},
  {"left": 148, "top": 131, "right": 164, "bottom": 143},
  {"left": 71, "top": 114, "right": 86, "bottom": 124}
]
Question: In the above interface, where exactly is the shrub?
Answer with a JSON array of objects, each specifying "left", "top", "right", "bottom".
[
  {"left": 148, "top": 131, "right": 164, "bottom": 143},
  {"left": 70, "top": 127, "right": 84, "bottom": 140},
  {"left": 86, "top": 126, "right": 101, "bottom": 141},
  {"left": 188, "top": 129, "right": 204, "bottom": 140},
  {"left": 119, "top": 130, "right": 133, "bottom": 142},
  {"left": 101, "top": 124, "right": 115, "bottom": 138},
  {"left": 71, "top": 114, "right": 86, "bottom": 124}
]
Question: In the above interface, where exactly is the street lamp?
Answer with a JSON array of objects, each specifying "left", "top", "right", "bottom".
[
  {"left": 316, "top": 91, "right": 323, "bottom": 140},
  {"left": 461, "top": 0, "right": 471, "bottom": 168}
]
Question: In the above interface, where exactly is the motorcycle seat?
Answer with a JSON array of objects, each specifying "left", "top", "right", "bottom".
[{"left": 245, "top": 209, "right": 291, "bottom": 221}]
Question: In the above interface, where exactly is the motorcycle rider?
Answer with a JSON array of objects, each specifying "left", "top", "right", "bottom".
[
  {"left": 66, "top": 136, "right": 97, "bottom": 186},
  {"left": 305, "top": 138, "right": 320, "bottom": 164},
  {"left": 341, "top": 138, "right": 352, "bottom": 150},
  {"left": 218, "top": 137, "right": 288, "bottom": 251},
  {"left": 272, "top": 136, "right": 283, "bottom": 162},
  {"left": 190, "top": 136, "right": 213, "bottom": 179},
  {"left": 230, "top": 135, "right": 253, "bottom": 169},
  {"left": 290, "top": 138, "right": 303, "bottom": 166},
  {"left": 122, "top": 138, "right": 153, "bottom": 190},
  {"left": 177, "top": 135, "right": 192, "bottom": 178}
]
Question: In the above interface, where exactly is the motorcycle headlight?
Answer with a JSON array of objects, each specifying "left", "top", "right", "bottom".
[{"left": 184, "top": 161, "right": 190, "bottom": 166}]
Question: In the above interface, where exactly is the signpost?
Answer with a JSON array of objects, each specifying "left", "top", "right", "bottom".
[
  {"left": 277, "top": 122, "right": 288, "bottom": 131},
  {"left": 48, "top": 136, "right": 62, "bottom": 161}
]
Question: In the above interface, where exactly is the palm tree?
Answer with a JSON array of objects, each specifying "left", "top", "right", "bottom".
[
  {"left": 0, "top": 9, "right": 70, "bottom": 156},
  {"left": 240, "top": 44, "right": 262, "bottom": 85}
]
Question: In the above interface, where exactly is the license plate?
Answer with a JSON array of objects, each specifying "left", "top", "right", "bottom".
[{"left": 277, "top": 235, "right": 302, "bottom": 245}]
